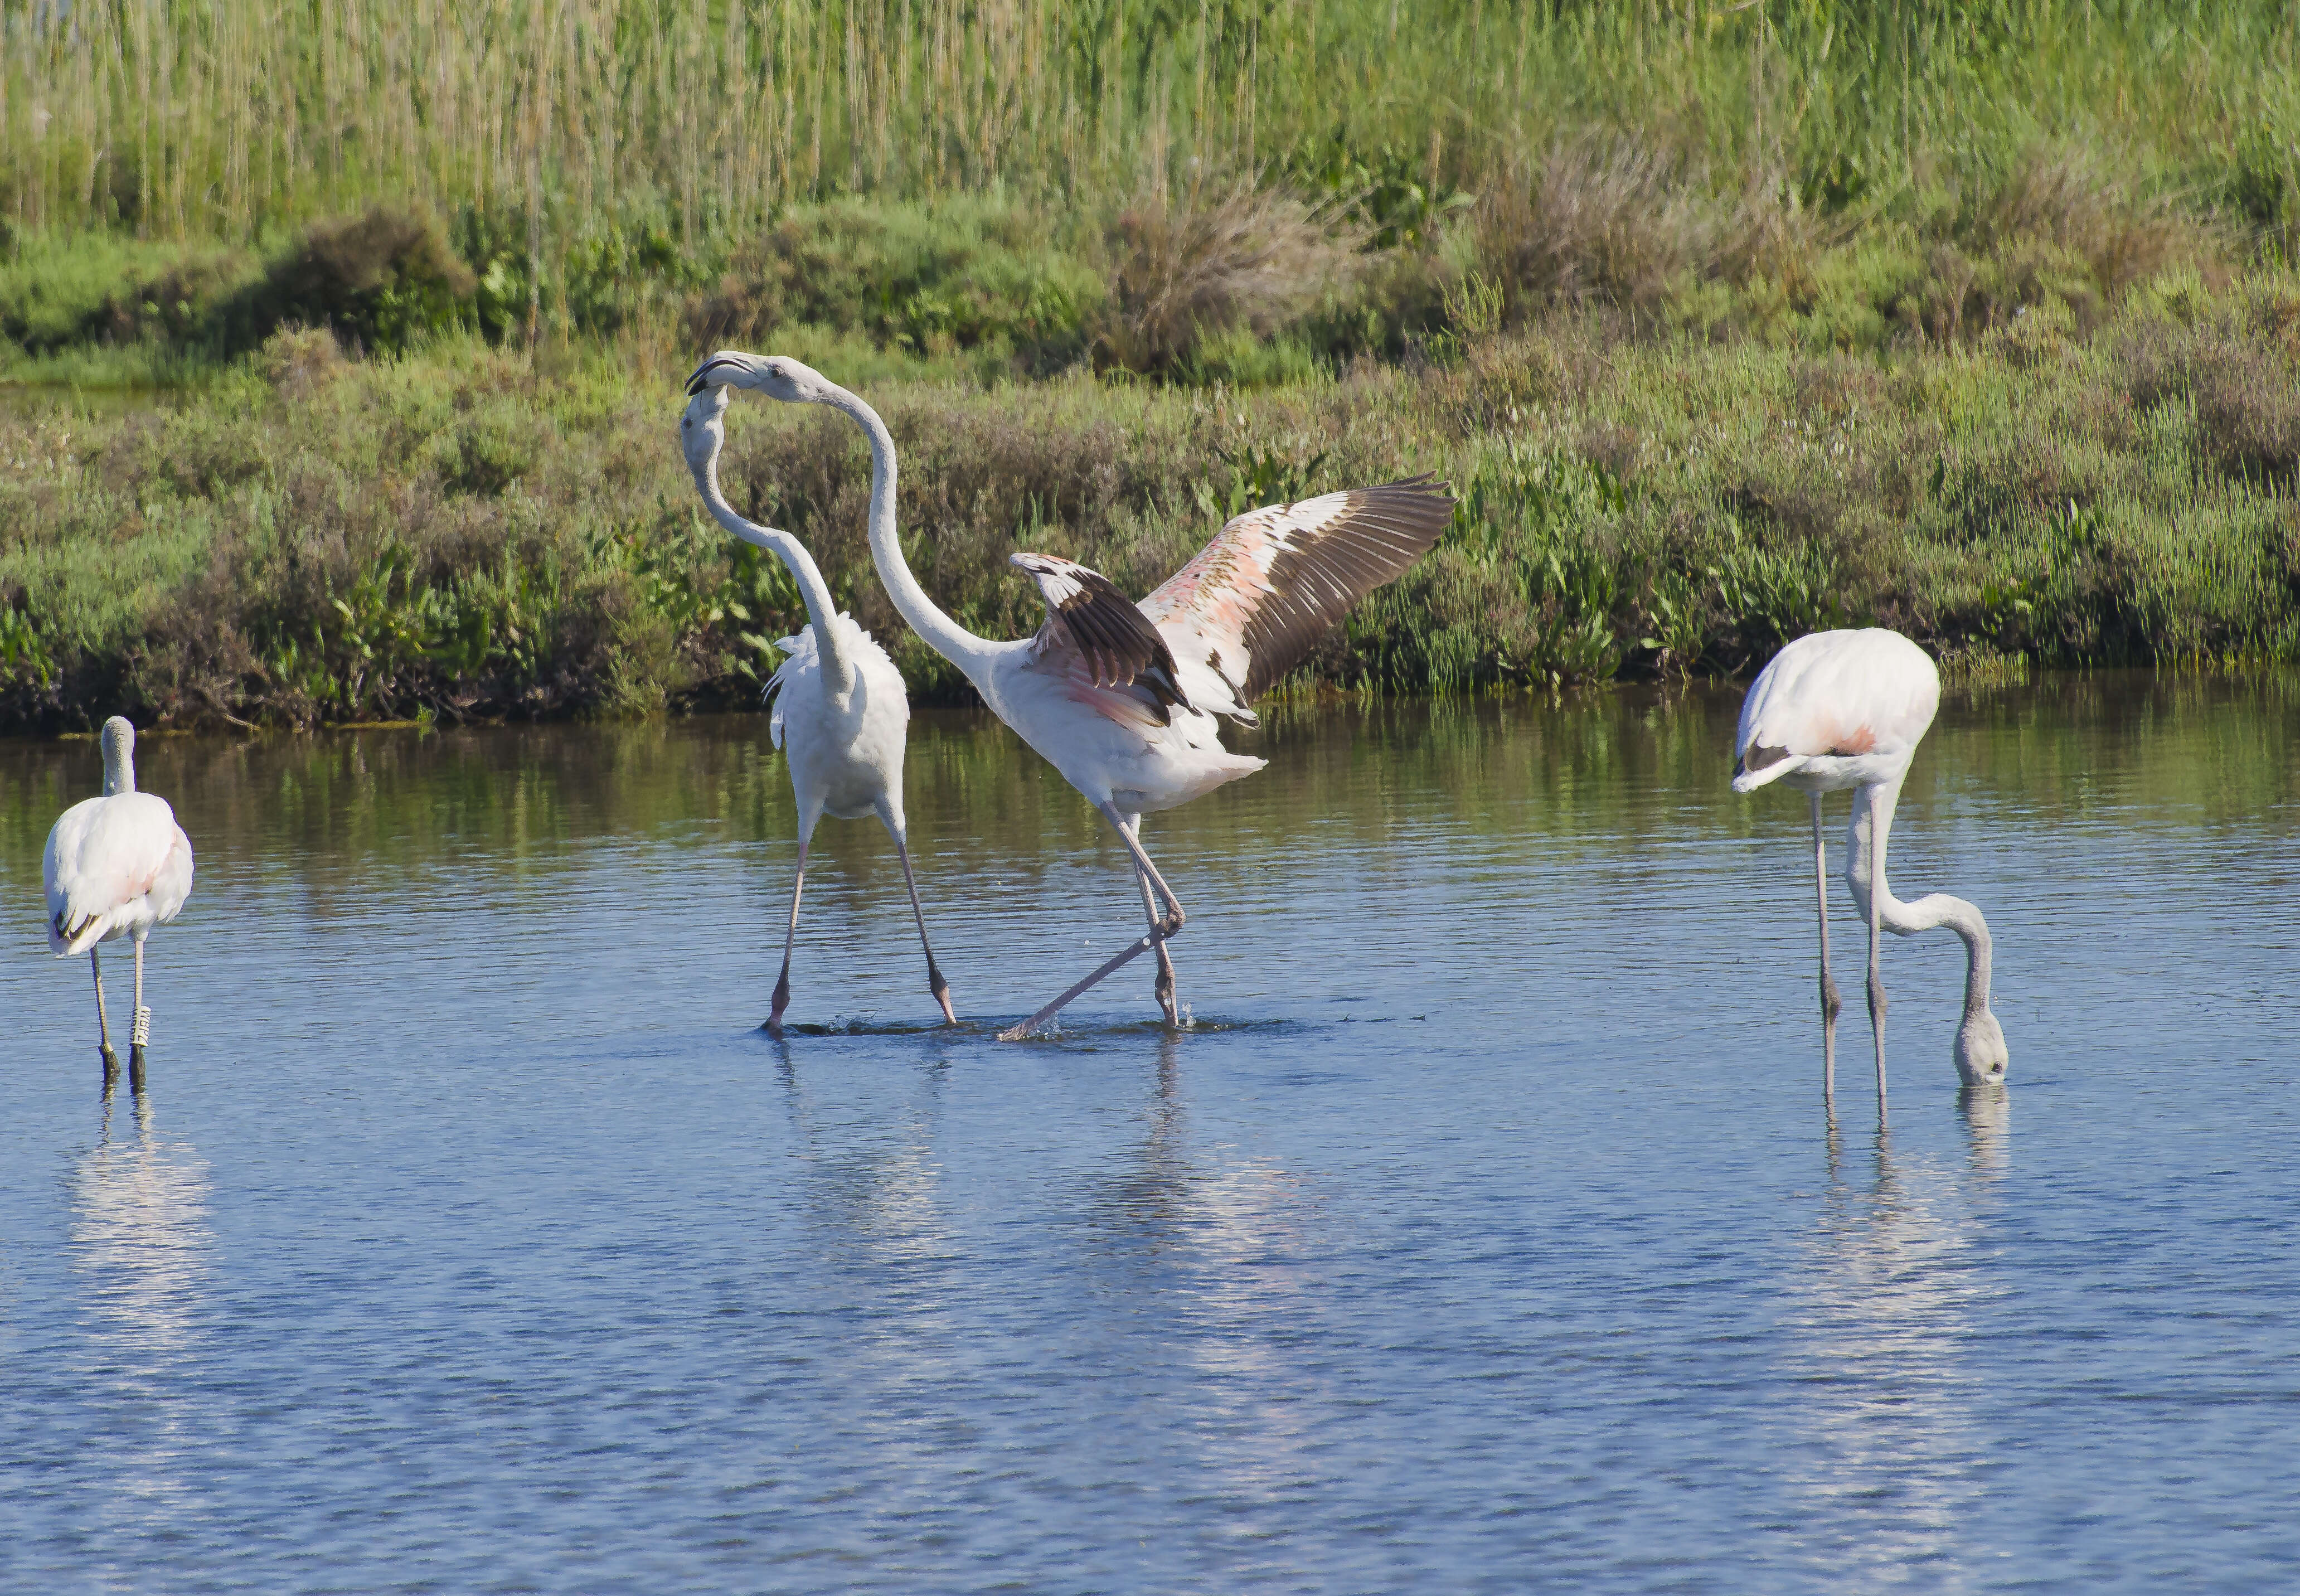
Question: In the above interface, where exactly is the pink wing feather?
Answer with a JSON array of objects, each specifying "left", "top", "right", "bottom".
[
  {"left": 1011, "top": 551, "right": 1191, "bottom": 722},
  {"left": 1139, "top": 474, "right": 1455, "bottom": 715}
]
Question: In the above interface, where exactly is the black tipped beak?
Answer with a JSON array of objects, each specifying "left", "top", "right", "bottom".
[{"left": 683, "top": 356, "right": 743, "bottom": 397}]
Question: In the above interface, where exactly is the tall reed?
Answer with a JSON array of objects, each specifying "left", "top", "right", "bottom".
[{"left": 4, "top": 2, "right": 2297, "bottom": 255}]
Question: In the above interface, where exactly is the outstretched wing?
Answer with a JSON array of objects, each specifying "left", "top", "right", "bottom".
[
  {"left": 1011, "top": 552, "right": 1191, "bottom": 719},
  {"left": 1141, "top": 474, "right": 1456, "bottom": 716}
]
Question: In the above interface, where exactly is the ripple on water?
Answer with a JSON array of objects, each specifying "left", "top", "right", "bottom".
[{"left": 0, "top": 675, "right": 2294, "bottom": 1593}]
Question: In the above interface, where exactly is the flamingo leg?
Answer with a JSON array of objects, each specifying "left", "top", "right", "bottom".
[
  {"left": 1119, "top": 812, "right": 1180, "bottom": 1026},
  {"left": 89, "top": 947, "right": 118, "bottom": 1085},
  {"left": 129, "top": 932, "right": 149, "bottom": 1093},
  {"left": 879, "top": 804, "right": 957, "bottom": 1025},
  {"left": 1811, "top": 792, "right": 1841, "bottom": 1102},
  {"left": 768, "top": 807, "right": 822, "bottom": 1036},
  {"left": 998, "top": 802, "right": 1186, "bottom": 1041},
  {"left": 1865, "top": 784, "right": 1890, "bottom": 1102}
]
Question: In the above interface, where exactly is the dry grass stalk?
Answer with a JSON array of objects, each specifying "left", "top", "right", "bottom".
[
  {"left": 1477, "top": 137, "right": 1711, "bottom": 318},
  {"left": 1098, "top": 190, "right": 1359, "bottom": 374},
  {"left": 1716, "top": 177, "right": 1822, "bottom": 299},
  {"left": 1986, "top": 148, "right": 2210, "bottom": 296}
]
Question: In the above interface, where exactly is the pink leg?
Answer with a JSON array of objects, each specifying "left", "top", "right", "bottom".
[
  {"left": 998, "top": 803, "right": 1186, "bottom": 1041},
  {"left": 1119, "top": 813, "right": 1180, "bottom": 1025},
  {"left": 1867, "top": 784, "right": 1890, "bottom": 1104},
  {"left": 90, "top": 947, "right": 118, "bottom": 1086},
  {"left": 879, "top": 804, "right": 957, "bottom": 1024},
  {"left": 1812, "top": 792, "right": 1841, "bottom": 1103},
  {"left": 129, "top": 932, "right": 149, "bottom": 1094},
  {"left": 767, "top": 806, "right": 822, "bottom": 1035}
]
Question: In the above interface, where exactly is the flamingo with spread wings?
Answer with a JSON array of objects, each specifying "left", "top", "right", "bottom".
[{"left": 686, "top": 351, "right": 1453, "bottom": 1038}]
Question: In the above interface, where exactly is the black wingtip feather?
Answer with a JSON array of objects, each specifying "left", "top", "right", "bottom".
[
  {"left": 1027, "top": 559, "right": 1193, "bottom": 711},
  {"left": 1227, "top": 477, "right": 1455, "bottom": 701}
]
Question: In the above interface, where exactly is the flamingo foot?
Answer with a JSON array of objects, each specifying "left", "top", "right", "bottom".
[
  {"left": 1000, "top": 932, "right": 1164, "bottom": 1040},
  {"left": 765, "top": 972, "right": 792, "bottom": 1037}
]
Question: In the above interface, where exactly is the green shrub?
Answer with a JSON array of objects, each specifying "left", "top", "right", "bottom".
[
  {"left": 224, "top": 208, "right": 476, "bottom": 356},
  {"left": 686, "top": 199, "right": 1103, "bottom": 372},
  {"left": 83, "top": 253, "right": 258, "bottom": 346}
]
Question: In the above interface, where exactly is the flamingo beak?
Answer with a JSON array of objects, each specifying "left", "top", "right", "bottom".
[{"left": 683, "top": 354, "right": 751, "bottom": 397}]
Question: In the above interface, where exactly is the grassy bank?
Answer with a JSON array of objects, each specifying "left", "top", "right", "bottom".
[
  {"left": 2, "top": 3, "right": 2298, "bottom": 730},
  {"left": 1, "top": 268, "right": 2294, "bottom": 732}
]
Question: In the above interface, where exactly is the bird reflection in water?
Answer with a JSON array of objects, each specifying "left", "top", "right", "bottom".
[
  {"left": 1785, "top": 1099, "right": 2011, "bottom": 1577},
  {"left": 1085, "top": 1034, "right": 1196, "bottom": 1248},
  {"left": 773, "top": 1043, "right": 951, "bottom": 1263},
  {"left": 1958, "top": 1084, "right": 2011, "bottom": 1178},
  {"left": 1080, "top": 1034, "right": 1334, "bottom": 1505},
  {"left": 68, "top": 1087, "right": 215, "bottom": 1520},
  {"left": 770, "top": 1040, "right": 962, "bottom": 1501}
]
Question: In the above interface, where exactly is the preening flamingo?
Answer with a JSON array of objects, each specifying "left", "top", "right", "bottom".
[
  {"left": 681, "top": 380, "right": 956, "bottom": 1033},
  {"left": 685, "top": 351, "right": 1454, "bottom": 1040},
  {"left": 1730, "top": 628, "right": 2008, "bottom": 1097},
  {"left": 43, "top": 717, "right": 195, "bottom": 1090}
]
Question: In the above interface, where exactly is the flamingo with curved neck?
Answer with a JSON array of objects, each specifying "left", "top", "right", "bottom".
[
  {"left": 688, "top": 351, "right": 1455, "bottom": 1039},
  {"left": 1731, "top": 627, "right": 2008, "bottom": 1098},
  {"left": 680, "top": 381, "right": 954, "bottom": 1032}
]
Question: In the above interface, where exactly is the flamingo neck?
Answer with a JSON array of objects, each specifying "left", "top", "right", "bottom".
[
  {"left": 691, "top": 449, "right": 855, "bottom": 697},
  {"left": 815, "top": 382, "right": 988, "bottom": 675},
  {"left": 1846, "top": 780, "right": 1996, "bottom": 1018},
  {"left": 100, "top": 734, "right": 134, "bottom": 796},
  {"left": 1934, "top": 896, "right": 1996, "bottom": 1018}
]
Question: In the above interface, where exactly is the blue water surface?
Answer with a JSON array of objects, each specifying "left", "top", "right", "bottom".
[{"left": 0, "top": 678, "right": 2293, "bottom": 1593}]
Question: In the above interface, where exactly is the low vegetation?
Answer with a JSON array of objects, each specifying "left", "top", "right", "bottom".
[{"left": 1, "top": 266, "right": 2294, "bottom": 732}]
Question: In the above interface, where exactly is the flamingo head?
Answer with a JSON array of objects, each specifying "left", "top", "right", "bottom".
[
  {"left": 1953, "top": 1008, "right": 2009, "bottom": 1086},
  {"left": 678, "top": 383, "right": 730, "bottom": 474},
  {"left": 683, "top": 350, "right": 838, "bottom": 408}
]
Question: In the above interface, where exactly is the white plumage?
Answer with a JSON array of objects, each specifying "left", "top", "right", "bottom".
[
  {"left": 680, "top": 381, "right": 954, "bottom": 1032},
  {"left": 1731, "top": 628, "right": 2008, "bottom": 1095},
  {"left": 42, "top": 716, "right": 193, "bottom": 1087},
  {"left": 764, "top": 617, "right": 884, "bottom": 751},
  {"left": 687, "top": 351, "right": 1454, "bottom": 1040}
]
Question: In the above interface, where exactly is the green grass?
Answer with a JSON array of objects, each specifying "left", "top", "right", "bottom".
[
  {"left": 7, "top": 4, "right": 2300, "bottom": 352},
  {"left": 8, "top": 3, "right": 2300, "bottom": 249}
]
